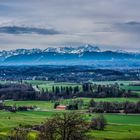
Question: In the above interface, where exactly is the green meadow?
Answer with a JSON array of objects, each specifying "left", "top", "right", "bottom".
[
  {"left": 25, "top": 80, "right": 140, "bottom": 93},
  {"left": 1, "top": 80, "right": 140, "bottom": 93},
  {"left": 2, "top": 98, "right": 140, "bottom": 140},
  {"left": 120, "top": 85, "right": 140, "bottom": 91},
  {"left": 0, "top": 110, "right": 140, "bottom": 140},
  {"left": 0, "top": 80, "right": 140, "bottom": 139},
  {"left": 5, "top": 97, "right": 140, "bottom": 111},
  {"left": 38, "top": 83, "right": 81, "bottom": 92}
]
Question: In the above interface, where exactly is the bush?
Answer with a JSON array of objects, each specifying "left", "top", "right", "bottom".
[
  {"left": 10, "top": 128, "right": 29, "bottom": 140},
  {"left": 90, "top": 114, "right": 107, "bottom": 130}
]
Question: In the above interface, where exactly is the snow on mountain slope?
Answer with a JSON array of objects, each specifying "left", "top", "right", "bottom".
[
  {"left": 0, "top": 44, "right": 140, "bottom": 66},
  {"left": 0, "top": 44, "right": 100, "bottom": 60},
  {"left": 44, "top": 44, "right": 100, "bottom": 53}
]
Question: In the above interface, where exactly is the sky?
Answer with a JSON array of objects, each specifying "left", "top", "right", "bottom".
[{"left": 0, "top": 0, "right": 140, "bottom": 51}]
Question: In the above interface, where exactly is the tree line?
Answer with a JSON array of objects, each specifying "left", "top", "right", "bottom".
[
  {"left": 38, "top": 83, "right": 139, "bottom": 100},
  {"left": 88, "top": 99, "right": 140, "bottom": 114},
  {"left": 54, "top": 98, "right": 140, "bottom": 114},
  {"left": 0, "top": 83, "right": 139, "bottom": 101}
]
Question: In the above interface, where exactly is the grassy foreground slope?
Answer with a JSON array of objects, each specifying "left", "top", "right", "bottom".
[
  {"left": 0, "top": 80, "right": 140, "bottom": 139},
  {"left": 1, "top": 98, "right": 140, "bottom": 140},
  {"left": 88, "top": 124, "right": 140, "bottom": 140},
  {"left": 0, "top": 111, "right": 140, "bottom": 139}
]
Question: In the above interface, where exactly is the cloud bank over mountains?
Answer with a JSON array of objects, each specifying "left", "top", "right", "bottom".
[{"left": 0, "top": 0, "right": 140, "bottom": 51}]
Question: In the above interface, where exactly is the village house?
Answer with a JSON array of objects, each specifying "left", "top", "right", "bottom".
[{"left": 56, "top": 105, "right": 67, "bottom": 110}]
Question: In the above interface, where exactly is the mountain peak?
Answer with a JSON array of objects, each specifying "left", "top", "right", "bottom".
[
  {"left": 43, "top": 44, "right": 100, "bottom": 53},
  {"left": 78, "top": 44, "right": 100, "bottom": 52}
]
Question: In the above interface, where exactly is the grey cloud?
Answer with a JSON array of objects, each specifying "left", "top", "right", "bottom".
[
  {"left": 0, "top": 0, "right": 140, "bottom": 51},
  {"left": 126, "top": 21, "right": 140, "bottom": 25},
  {"left": 0, "top": 26, "right": 61, "bottom": 35},
  {"left": 112, "top": 21, "right": 140, "bottom": 34}
]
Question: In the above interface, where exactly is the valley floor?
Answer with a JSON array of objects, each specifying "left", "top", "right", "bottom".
[
  {"left": 0, "top": 99, "right": 140, "bottom": 140},
  {"left": 0, "top": 80, "right": 140, "bottom": 139}
]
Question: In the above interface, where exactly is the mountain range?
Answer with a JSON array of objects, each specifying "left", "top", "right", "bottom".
[{"left": 0, "top": 44, "right": 140, "bottom": 68}]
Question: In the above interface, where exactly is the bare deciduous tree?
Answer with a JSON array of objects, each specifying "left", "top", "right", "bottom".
[{"left": 39, "top": 112, "right": 89, "bottom": 140}]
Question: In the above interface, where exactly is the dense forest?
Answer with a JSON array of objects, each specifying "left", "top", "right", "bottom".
[
  {"left": 0, "top": 66, "right": 139, "bottom": 82},
  {"left": 0, "top": 83, "right": 36, "bottom": 100}
]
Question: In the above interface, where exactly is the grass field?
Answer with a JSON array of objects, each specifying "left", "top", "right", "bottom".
[
  {"left": 5, "top": 100, "right": 54, "bottom": 110},
  {"left": 23, "top": 80, "right": 54, "bottom": 85},
  {"left": 23, "top": 80, "right": 82, "bottom": 91},
  {"left": 0, "top": 110, "right": 140, "bottom": 139},
  {"left": 1, "top": 80, "right": 140, "bottom": 93},
  {"left": 0, "top": 111, "right": 56, "bottom": 138},
  {"left": 92, "top": 80, "right": 140, "bottom": 85},
  {"left": 29, "top": 80, "right": 140, "bottom": 93},
  {"left": 88, "top": 124, "right": 140, "bottom": 140},
  {"left": 61, "top": 98, "right": 140, "bottom": 108},
  {"left": 120, "top": 85, "right": 140, "bottom": 91},
  {"left": 38, "top": 83, "right": 81, "bottom": 91},
  {"left": 3, "top": 98, "right": 140, "bottom": 139},
  {"left": 1, "top": 80, "right": 140, "bottom": 139},
  {"left": 132, "top": 91, "right": 140, "bottom": 95},
  {"left": 0, "top": 98, "right": 140, "bottom": 140},
  {"left": 4, "top": 98, "right": 140, "bottom": 111},
  {"left": 3, "top": 98, "right": 140, "bottom": 140}
]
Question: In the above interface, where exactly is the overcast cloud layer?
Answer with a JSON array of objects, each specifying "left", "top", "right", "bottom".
[{"left": 0, "top": 0, "right": 140, "bottom": 51}]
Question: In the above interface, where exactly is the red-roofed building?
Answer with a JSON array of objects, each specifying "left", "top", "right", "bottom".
[{"left": 56, "top": 105, "right": 67, "bottom": 110}]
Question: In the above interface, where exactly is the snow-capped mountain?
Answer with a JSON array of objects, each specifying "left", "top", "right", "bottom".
[
  {"left": 0, "top": 44, "right": 100, "bottom": 59},
  {"left": 0, "top": 44, "right": 140, "bottom": 67},
  {"left": 44, "top": 44, "right": 100, "bottom": 53},
  {"left": 0, "top": 48, "right": 42, "bottom": 61}
]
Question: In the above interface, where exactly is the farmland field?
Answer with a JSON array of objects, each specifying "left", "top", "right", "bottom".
[
  {"left": 88, "top": 124, "right": 140, "bottom": 140},
  {"left": 1, "top": 80, "right": 140, "bottom": 92},
  {"left": 92, "top": 80, "right": 140, "bottom": 85},
  {"left": 4, "top": 97, "right": 140, "bottom": 111},
  {"left": 38, "top": 83, "right": 81, "bottom": 91},
  {"left": 25, "top": 80, "right": 140, "bottom": 92},
  {"left": 5, "top": 100, "right": 55, "bottom": 110},
  {"left": 0, "top": 110, "right": 140, "bottom": 139},
  {"left": 23, "top": 80, "right": 55, "bottom": 85},
  {"left": 2, "top": 99, "right": 140, "bottom": 140},
  {"left": 24, "top": 80, "right": 140, "bottom": 94},
  {"left": 62, "top": 97, "right": 140, "bottom": 104},
  {"left": 120, "top": 85, "right": 140, "bottom": 91},
  {"left": 0, "top": 80, "right": 140, "bottom": 139},
  {"left": 24, "top": 80, "right": 82, "bottom": 91},
  {"left": 133, "top": 91, "right": 140, "bottom": 95}
]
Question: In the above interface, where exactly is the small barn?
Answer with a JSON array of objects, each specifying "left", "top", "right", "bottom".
[{"left": 56, "top": 105, "right": 67, "bottom": 110}]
